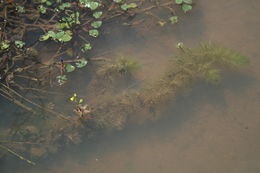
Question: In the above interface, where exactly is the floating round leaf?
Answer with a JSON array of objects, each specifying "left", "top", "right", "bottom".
[
  {"left": 113, "top": 0, "right": 122, "bottom": 3},
  {"left": 15, "top": 41, "right": 25, "bottom": 48},
  {"left": 120, "top": 4, "right": 128, "bottom": 11},
  {"left": 58, "top": 2, "right": 71, "bottom": 10},
  {"left": 55, "top": 30, "right": 72, "bottom": 42},
  {"left": 47, "top": 31, "right": 56, "bottom": 38},
  {"left": 65, "top": 64, "right": 75, "bottom": 72},
  {"left": 89, "top": 29, "right": 99, "bottom": 37},
  {"left": 56, "top": 75, "right": 67, "bottom": 85},
  {"left": 0, "top": 40, "right": 11, "bottom": 50},
  {"left": 86, "top": 1, "right": 100, "bottom": 10},
  {"left": 39, "top": 34, "right": 49, "bottom": 41},
  {"left": 76, "top": 59, "right": 88, "bottom": 68},
  {"left": 91, "top": 21, "right": 102, "bottom": 28},
  {"left": 182, "top": 4, "right": 192, "bottom": 13},
  {"left": 175, "top": 0, "right": 183, "bottom": 4},
  {"left": 127, "top": 3, "right": 137, "bottom": 8},
  {"left": 169, "top": 16, "right": 178, "bottom": 24},
  {"left": 81, "top": 43, "right": 92, "bottom": 53},
  {"left": 183, "top": 0, "right": 192, "bottom": 4},
  {"left": 38, "top": 5, "right": 47, "bottom": 14},
  {"left": 93, "top": 11, "right": 103, "bottom": 19},
  {"left": 16, "top": 6, "right": 25, "bottom": 13}
]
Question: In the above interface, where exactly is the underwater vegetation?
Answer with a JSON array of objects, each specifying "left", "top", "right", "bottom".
[
  {"left": 0, "top": 42, "right": 249, "bottom": 165},
  {"left": 0, "top": 0, "right": 250, "bottom": 167},
  {"left": 97, "top": 57, "right": 140, "bottom": 78},
  {"left": 0, "top": 39, "right": 249, "bottom": 166},
  {"left": 90, "top": 43, "right": 249, "bottom": 129}
]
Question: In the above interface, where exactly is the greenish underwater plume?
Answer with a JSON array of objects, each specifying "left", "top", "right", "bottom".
[
  {"left": 91, "top": 43, "right": 249, "bottom": 129},
  {"left": 0, "top": 43, "right": 249, "bottom": 162}
]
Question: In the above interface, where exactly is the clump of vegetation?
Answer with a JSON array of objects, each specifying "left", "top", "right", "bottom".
[
  {"left": 91, "top": 43, "right": 249, "bottom": 129},
  {"left": 0, "top": 0, "right": 249, "bottom": 167},
  {"left": 97, "top": 57, "right": 140, "bottom": 78},
  {"left": 0, "top": 42, "right": 249, "bottom": 165}
]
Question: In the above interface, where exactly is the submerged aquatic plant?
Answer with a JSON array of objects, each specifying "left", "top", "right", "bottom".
[
  {"left": 97, "top": 57, "right": 140, "bottom": 78},
  {"left": 92, "top": 43, "right": 249, "bottom": 129}
]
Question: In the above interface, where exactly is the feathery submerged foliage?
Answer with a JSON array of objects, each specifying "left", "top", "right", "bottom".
[{"left": 91, "top": 43, "right": 249, "bottom": 129}]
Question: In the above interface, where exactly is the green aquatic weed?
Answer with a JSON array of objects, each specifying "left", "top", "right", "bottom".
[
  {"left": 175, "top": 0, "right": 193, "bottom": 13},
  {"left": 113, "top": 0, "right": 123, "bottom": 3},
  {"left": 182, "top": 4, "right": 192, "bottom": 13},
  {"left": 121, "top": 3, "right": 137, "bottom": 11},
  {"left": 16, "top": 6, "right": 25, "bottom": 13},
  {"left": 93, "top": 11, "right": 103, "bottom": 19},
  {"left": 0, "top": 40, "right": 11, "bottom": 50},
  {"left": 15, "top": 41, "right": 25, "bottom": 49},
  {"left": 91, "top": 21, "right": 102, "bottom": 28},
  {"left": 65, "top": 64, "right": 76, "bottom": 72},
  {"left": 39, "top": 30, "right": 72, "bottom": 42},
  {"left": 38, "top": 5, "right": 47, "bottom": 14},
  {"left": 80, "top": 0, "right": 100, "bottom": 10},
  {"left": 169, "top": 16, "right": 178, "bottom": 24},
  {"left": 81, "top": 43, "right": 92, "bottom": 53},
  {"left": 58, "top": 2, "right": 71, "bottom": 10},
  {"left": 89, "top": 29, "right": 99, "bottom": 37},
  {"left": 56, "top": 75, "right": 67, "bottom": 85},
  {"left": 76, "top": 59, "right": 88, "bottom": 68}
]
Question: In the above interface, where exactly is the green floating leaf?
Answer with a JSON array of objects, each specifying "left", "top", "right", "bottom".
[
  {"left": 175, "top": 0, "right": 183, "bottom": 5},
  {"left": 121, "top": 3, "right": 137, "bottom": 11},
  {"left": 16, "top": 6, "right": 25, "bottom": 13},
  {"left": 40, "top": 30, "right": 72, "bottom": 42},
  {"left": 81, "top": 43, "right": 92, "bottom": 53},
  {"left": 56, "top": 22, "right": 70, "bottom": 29},
  {"left": 120, "top": 4, "right": 128, "bottom": 11},
  {"left": 38, "top": 5, "right": 47, "bottom": 14},
  {"left": 169, "top": 16, "right": 178, "bottom": 24},
  {"left": 80, "top": 0, "right": 100, "bottom": 10},
  {"left": 15, "top": 40, "right": 25, "bottom": 48},
  {"left": 0, "top": 40, "right": 11, "bottom": 50},
  {"left": 76, "top": 59, "right": 88, "bottom": 68},
  {"left": 65, "top": 64, "right": 75, "bottom": 72},
  {"left": 39, "top": 34, "right": 50, "bottom": 41},
  {"left": 89, "top": 29, "right": 99, "bottom": 37},
  {"left": 93, "top": 11, "right": 103, "bottom": 19},
  {"left": 182, "top": 4, "right": 192, "bottom": 13},
  {"left": 89, "top": 1, "right": 100, "bottom": 10},
  {"left": 113, "top": 0, "right": 122, "bottom": 3},
  {"left": 183, "top": 0, "right": 192, "bottom": 4},
  {"left": 56, "top": 75, "right": 67, "bottom": 85},
  {"left": 46, "top": 1, "right": 52, "bottom": 6},
  {"left": 55, "top": 30, "right": 72, "bottom": 42},
  {"left": 91, "top": 21, "right": 102, "bottom": 28},
  {"left": 58, "top": 2, "right": 71, "bottom": 10},
  {"left": 47, "top": 30, "right": 56, "bottom": 38},
  {"left": 71, "top": 12, "right": 81, "bottom": 24},
  {"left": 128, "top": 3, "right": 137, "bottom": 8}
]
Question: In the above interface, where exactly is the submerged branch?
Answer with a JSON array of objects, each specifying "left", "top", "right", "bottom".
[{"left": 0, "top": 144, "right": 36, "bottom": 165}]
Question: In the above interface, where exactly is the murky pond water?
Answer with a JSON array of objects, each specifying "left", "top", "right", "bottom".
[{"left": 1, "top": 0, "right": 260, "bottom": 172}]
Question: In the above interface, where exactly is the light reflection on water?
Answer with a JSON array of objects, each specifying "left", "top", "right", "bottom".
[{"left": 2, "top": 0, "right": 260, "bottom": 172}]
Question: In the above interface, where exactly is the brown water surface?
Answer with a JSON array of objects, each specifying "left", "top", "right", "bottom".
[{"left": 2, "top": 0, "right": 260, "bottom": 172}]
